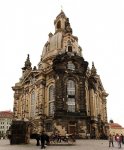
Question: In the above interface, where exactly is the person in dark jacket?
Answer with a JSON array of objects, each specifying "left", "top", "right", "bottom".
[
  {"left": 108, "top": 134, "right": 114, "bottom": 147},
  {"left": 45, "top": 133, "right": 50, "bottom": 145},
  {"left": 40, "top": 131, "right": 46, "bottom": 149},
  {"left": 36, "top": 133, "right": 40, "bottom": 146}
]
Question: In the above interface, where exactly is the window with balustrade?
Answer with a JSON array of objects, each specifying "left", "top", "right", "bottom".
[
  {"left": 67, "top": 80, "right": 76, "bottom": 112},
  {"left": 30, "top": 91, "right": 36, "bottom": 117},
  {"left": 49, "top": 85, "right": 55, "bottom": 115}
]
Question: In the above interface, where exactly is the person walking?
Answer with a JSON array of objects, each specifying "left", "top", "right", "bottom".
[
  {"left": 40, "top": 131, "right": 46, "bottom": 149},
  {"left": 108, "top": 134, "right": 114, "bottom": 147},
  {"left": 65, "top": 133, "right": 69, "bottom": 143},
  {"left": 116, "top": 134, "right": 122, "bottom": 148},
  {"left": 36, "top": 133, "right": 40, "bottom": 146},
  {"left": 118, "top": 135, "right": 122, "bottom": 148},
  {"left": 45, "top": 133, "right": 50, "bottom": 145},
  {"left": 120, "top": 134, "right": 124, "bottom": 144}
]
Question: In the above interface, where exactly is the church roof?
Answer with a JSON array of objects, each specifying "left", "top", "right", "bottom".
[
  {"left": 109, "top": 123, "right": 124, "bottom": 129},
  {"left": 0, "top": 111, "right": 13, "bottom": 118}
]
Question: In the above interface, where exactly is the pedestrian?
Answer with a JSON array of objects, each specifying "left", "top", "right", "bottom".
[
  {"left": 36, "top": 133, "right": 40, "bottom": 146},
  {"left": 108, "top": 134, "right": 114, "bottom": 147},
  {"left": 65, "top": 133, "right": 69, "bottom": 143},
  {"left": 57, "top": 132, "right": 61, "bottom": 143},
  {"left": 45, "top": 133, "right": 50, "bottom": 145},
  {"left": 116, "top": 134, "right": 122, "bottom": 148},
  {"left": 40, "top": 131, "right": 46, "bottom": 149},
  {"left": 120, "top": 134, "right": 124, "bottom": 144}
]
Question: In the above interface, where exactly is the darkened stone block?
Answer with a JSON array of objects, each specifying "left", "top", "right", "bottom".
[{"left": 10, "top": 120, "right": 30, "bottom": 144}]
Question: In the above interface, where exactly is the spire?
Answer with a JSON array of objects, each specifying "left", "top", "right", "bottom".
[
  {"left": 61, "top": 5, "right": 63, "bottom": 12},
  {"left": 58, "top": 0, "right": 63, "bottom": 12},
  {"left": 54, "top": 10, "right": 72, "bottom": 34},
  {"left": 91, "top": 61, "right": 97, "bottom": 76},
  {"left": 54, "top": 10, "right": 66, "bottom": 24},
  {"left": 25, "top": 54, "right": 31, "bottom": 68},
  {"left": 22, "top": 54, "right": 32, "bottom": 71}
]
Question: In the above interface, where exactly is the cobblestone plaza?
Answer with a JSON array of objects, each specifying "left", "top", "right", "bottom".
[{"left": 0, "top": 139, "right": 124, "bottom": 150}]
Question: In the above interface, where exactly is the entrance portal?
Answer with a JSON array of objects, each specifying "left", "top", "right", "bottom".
[{"left": 68, "top": 125, "right": 76, "bottom": 134}]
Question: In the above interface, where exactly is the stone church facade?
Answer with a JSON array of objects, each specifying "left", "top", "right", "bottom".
[{"left": 12, "top": 11, "right": 108, "bottom": 139}]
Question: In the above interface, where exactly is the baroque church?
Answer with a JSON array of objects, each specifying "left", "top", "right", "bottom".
[{"left": 12, "top": 10, "right": 108, "bottom": 139}]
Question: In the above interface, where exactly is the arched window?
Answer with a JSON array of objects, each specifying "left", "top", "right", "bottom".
[
  {"left": 67, "top": 61, "right": 75, "bottom": 70},
  {"left": 57, "top": 21, "right": 61, "bottom": 29},
  {"left": 68, "top": 46, "right": 72, "bottom": 52},
  {"left": 30, "top": 91, "right": 35, "bottom": 117},
  {"left": 67, "top": 40, "right": 72, "bottom": 52},
  {"left": 67, "top": 80, "right": 75, "bottom": 112},
  {"left": 49, "top": 85, "right": 55, "bottom": 115}
]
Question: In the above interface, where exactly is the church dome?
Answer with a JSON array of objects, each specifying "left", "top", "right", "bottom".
[{"left": 39, "top": 10, "right": 82, "bottom": 68}]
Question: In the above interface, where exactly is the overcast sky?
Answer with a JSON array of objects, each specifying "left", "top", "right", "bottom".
[{"left": 0, "top": 0, "right": 124, "bottom": 126}]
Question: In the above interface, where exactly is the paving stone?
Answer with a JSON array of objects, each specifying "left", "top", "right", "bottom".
[{"left": 0, "top": 139, "right": 124, "bottom": 150}]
